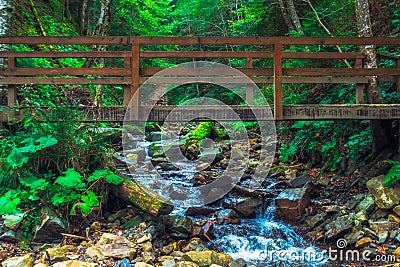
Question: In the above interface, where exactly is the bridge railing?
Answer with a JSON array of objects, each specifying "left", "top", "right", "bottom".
[{"left": 0, "top": 36, "right": 399, "bottom": 121}]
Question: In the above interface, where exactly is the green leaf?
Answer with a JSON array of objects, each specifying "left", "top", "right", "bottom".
[
  {"left": 55, "top": 168, "right": 85, "bottom": 190},
  {"left": 20, "top": 176, "right": 48, "bottom": 190},
  {"left": 3, "top": 210, "right": 26, "bottom": 228},
  {"left": 0, "top": 191, "right": 21, "bottom": 215},
  {"left": 88, "top": 169, "right": 123, "bottom": 185}
]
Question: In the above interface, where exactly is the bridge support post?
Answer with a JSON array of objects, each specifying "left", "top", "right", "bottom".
[
  {"left": 355, "top": 58, "right": 365, "bottom": 104},
  {"left": 245, "top": 57, "right": 254, "bottom": 105},
  {"left": 123, "top": 57, "right": 131, "bottom": 106},
  {"left": 130, "top": 43, "right": 140, "bottom": 120},
  {"left": 7, "top": 57, "right": 17, "bottom": 106},
  {"left": 274, "top": 42, "right": 283, "bottom": 120}
]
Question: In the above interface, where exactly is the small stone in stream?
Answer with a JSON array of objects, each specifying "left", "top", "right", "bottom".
[
  {"left": 231, "top": 258, "right": 246, "bottom": 267},
  {"left": 175, "top": 262, "right": 199, "bottom": 267},
  {"left": 161, "top": 260, "right": 175, "bottom": 267},
  {"left": 185, "top": 207, "right": 215, "bottom": 216},
  {"left": 276, "top": 188, "right": 310, "bottom": 221},
  {"left": 33, "top": 207, "right": 66, "bottom": 242},
  {"left": 377, "top": 230, "right": 389, "bottom": 244},
  {"left": 369, "top": 221, "right": 399, "bottom": 232},
  {"left": 221, "top": 197, "right": 262, "bottom": 217},
  {"left": 108, "top": 209, "right": 128, "bottom": 223},
  {"left": 366, "top": 175, "right": 400, "bottom": 209},
  {"left": 289, "top": 175, "right": 313, "bottom": 188},
  {"left": 162, "top": 244, "right": 174, "bottom": 255},
  {"left": 86, "top": 246, "right": 104, "bottom": 261},
  {"left": 2, "top": 254, "right": 34, "bottom": 267},
  {"left": 389, "top": 214, "right": 400, "bottom": 223},
  {"left": 124, "top": 148, "right": 147, "bottom": 162},
  {"left": 215, "top": 209, "right": 241, "bottom": 224},
  {"left": 324, "top": 215, "right": 353, "bottom": 240},
  {"left": 355, "top": 194, "right": 375, "bottom": 213},
  {"left": 346, "top": 194, "right": 366, "bottom": 210},
  {"left": 46, "top": 245, "right": 75, "bottom": 261},
  {"left": 170, "top": 216, "right": 194, "bottom": 239},
  {"left": 121, "top": 216, "right": 143, "bottom": 230},
  {"left": 133, "top": 263, "right": 152, "bottom": 267},
  {"left": 182, "top": 238, "right": 203, "bottom": 253},
  {"left": 355, "top": 237, "right": 373, "bottom": 248},
  {"left": 115, "top": 258, "right": 133, "bottom": 267},
  {"left": 344, "top": 230, "right": 364, "bottom": 245},
  {"left": 52, "top": 261, "right": 96, "bottom": 267},
  {"left": 305, "top": 213, "right": 327, "bottom": 228}
]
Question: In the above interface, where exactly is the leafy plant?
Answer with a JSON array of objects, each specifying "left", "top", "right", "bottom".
[{"left": 384, "top": 160, "right": 400, "bottom": 188}]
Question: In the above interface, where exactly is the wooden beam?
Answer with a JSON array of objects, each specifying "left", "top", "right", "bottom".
[
  {"left": 7, "top": 57, "right": 17, "bottom": 106},
  {"left": 274, "top": 43, "right": 283, "bottom": 120},
  {"left": 0, "top": 67, "right": 130, "bottom": 76},
  {"left": 0, "top": 51, "right": 131, "bottom": 58},
  {"left": 130, "top": 43, "right": 140, "bottom": 120}
]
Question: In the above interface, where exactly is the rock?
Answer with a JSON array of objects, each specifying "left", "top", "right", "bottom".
[
  {"left": 133, "top": 263, "right": 152, "bottom": 267},
  {"left": 170, "top": 216, "right": 194, "bottom": 239},
  {"left": 344, "top": 230, "right": 364, "bottom": 245},
  {"left": 161, "top": 259, "right": 175, "bottom": 267},
  {"left": 86, "top": 247, "right": 104, "bottom": 261},
  {"left": 369, "top": 221, "right": 399, "bottom": 232},
  {"left": 96, "top": 233, "right": 136, "bottom": 259},
  {"left": 162, "top": 244, "right": 174, "bottom": 255},
  {"left": 324, "top": 215, "right": 353, "bottom": 240},
  {"left": 221, "top": 197, "right": 262, "bottom": 217},
  {"left": 231, "top": 258, "right": 246, "bottom": 267},
  {"left": 108, "top": 209, "right": 128, "bottom": 223},
  {"left": 355, "top": 211, "right": 368, "bottom": 222},
  {"left": 141, "top": 242, "right": 153, "bottom": 252},
  {"left": 393, "top": 247, "right": 400, "bottom": 256},
  {"left": 355, "top": 195, "right": 375, "bottom": 213},
  {"left": 215, "top": 209, "right": 240, "bottom": 225},
  {"left": 370, "top": 209, "right": 390, "bottom": 220},
  {"left": 137, "top": 235, "right": 150, "bottom": 244},
  {"left": 148, "top": 143, "right": 165, "bottom": 158},
  {"left": 90, "top": 222, "right": 101, "bottom": 231},
  {"left": 209, "top": 265, "right": 223, "bottom": 267},
  {"left": 185, "top": 207, "right": 215, "bottom": 216},
  {"left": 366, "top": 175, "right": 400, "bottom": 209},
  {"left": 389, "top": 214, "right": 400, "bottom": 223},
  {"left": 355, "top": 237, "right": 373, "bottom": 248},
  {"left": 46, "top": 245, "right": 74, "bottom": 261},
  {"left": 322, "top": 205, "right": 342, "bottom": 213},
  {"left": 175, "top": 262, "right": 199, "bottom": 267},
  {"left": 33, "top": 264, "right": 48, "bottom": 267},
  {"left": 115, "top": 258, "right": 133, "bottom": 267},
  {"left": 305, "top": 213, "right": 326, "bottom": 228},
  {"left": 230, "top": 147, "right": 244, "bottom": 160},
  {"left": 0, "top": 230, "right": 19, "bottom": 243},
  {"left": 182, "top": 238, "right": 203, "bottom": 253},
  {"left": 2, "top": 254, "right": 33, "bottom": 267},
  {"left": 377, "top": 230, "right": 389, "bottom": 244},
  {"left": 182, "top": 251, "right": 232, "bottom": 267},
  {"left": 276, "top": 188, "right": 310, "bottom": 221},
  {"left": 199, "top": 147, "right": 224, "bottom": 164},
  {"left": 289, "top": 175, "right": 313, "bottom": 188},
  {"left": 394, "top": 205, "right": 400, "bottom": 217},
  {"left": 346, "top": 194, "right": 365, "bottom": 210},
  {"left": 52, "top": 261, "right": 96, "bottom": 267},
  {"left": 159, "top": 162, "right": 181, "bottom": 171},
  {"left": 121, "top": 216, "right": 143, "bottom": 230},
  {"left": 33, "top": 207, "right": 66, "bottom": 242}
]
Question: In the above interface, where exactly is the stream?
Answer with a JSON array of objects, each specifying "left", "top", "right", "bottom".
[{"left": 118, "top": 131, "right": 329, "bottom": 267}]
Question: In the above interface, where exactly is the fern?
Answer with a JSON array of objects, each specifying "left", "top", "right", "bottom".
[{"left": 384, "top": 160, "right": 400, "bottom": 188}]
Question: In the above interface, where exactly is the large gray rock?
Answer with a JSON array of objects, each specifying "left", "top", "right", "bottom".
[
  {"left": 215, "top": 209, "right": 240, "bottom": 225},
  {"left": 182, "top": 251, "right": 232, "bottom": 267},
  {"left": 33, "top": 207, "right": 66, "bottom": 243},
  {"left": 324, "top": 215, "right": 354, "bottom": 239},
  {"left": 276, "top": 188, "right": 310, "bottom": 221},
  {"left": 355, "top": 194, "right": 375, "bottom": 213},
  {"left": 221, "top": 197, "right": 262, "bottom": 217},
  {"left": 366, "top": 175, "right": 400, "bottom": 209},
  {"left": 1, "top": 254, "right": 33, "bottom": 267},
  {"left": 170, "top": 216, "right": 194, "bottom": 239}
]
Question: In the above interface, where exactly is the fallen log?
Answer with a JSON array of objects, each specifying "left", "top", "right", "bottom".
[{"left": 113, "top": 170, "right": 173, "bottom": 216}]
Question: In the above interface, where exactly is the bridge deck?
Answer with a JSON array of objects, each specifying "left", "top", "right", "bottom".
[{"left": 0, "top": 36, "right": 399, "bottom": 122}]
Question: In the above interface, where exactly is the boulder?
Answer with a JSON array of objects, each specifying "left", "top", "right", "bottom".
[
  {"left": 221, "top": 197, "right": 262, "bottom": 217},
  {"left": 368, "top": 220, "right": 399, "bottom": 232},
  {"left": 95, "top": 233, "right": 136, "bottom": 259},
  {"left": 182, "top": 251, "right": 232, "bottom": 267},
  {"left": 1, "top": 254, "right": 33, "bottom": 267},
  {"left": 46, "top": 245, "right": 74, "bottom": 261},
  {"left": 324, "top": 215, "right": 354, "bottom": 240},
  {"left": 170, "top": 216, "right": 194, "bottom": 239},
  {"left": 366, "top": 175, "right": 400, "bottom": 209},
  {"left": 276, "top": 188, "right": 310, "bottom": 221},
  {"left": 215, "top": 209, "right": 240, "bottom": 225},
  {"left": 289, "top": 175, "right": 313, "bottom": 188},
  {"left": 305, "top": 213, "right": 326, "bottom": 228},
  {"left": 355, "top": 195, "right": 375, "bottom": 213},
  {"left": 33, "top": 207, "right": 66, "bottom": 242}
]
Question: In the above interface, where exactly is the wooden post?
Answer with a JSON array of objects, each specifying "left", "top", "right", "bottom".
[
  {"left": 123, "top": 56, "right": 131, "bottom": 106},
  {"left": 245, "top": 57, "right": 253, "bottom": 105},
  {"left": 396, "top": 58, "right": 400, "bottom": 92},
  {"left": 131, "top": 44, "right": 140, "bottom": 120},
  {"left": 273, "top": 43, "right": 283, "bottom": 120},
  {"left": 354, "top": 58, "right": 364, "bottom": 104},
  {"left": 7, "top": 57, "right": 17, "bottom": 106}
]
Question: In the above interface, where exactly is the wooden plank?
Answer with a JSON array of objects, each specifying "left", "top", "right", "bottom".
[
  {"left": 274, "top": 43, "right": 283, "bottom": 120},
  {"left": 1, "top": 36, "right": 399, "bottom": 46},
  {"left": 0, "top": 68, "right": 130, "bottom": 76},
  {"left": 0, "top": 77, "right": 130, "bottom": 85},
  {"left": 7, "top": 57, "right": 17, "bottom": 106},
  {"left": 0, "top": 51, "right": 131, "bottom": 58},
  {"left": 354, "top": 58, "right": 364, "bottom": 104},
  {"left": 2, "top": 104, "right": 400, "bottom": 122},
  {"left": 130, "top": 44, "right": 140, "bottom": 120}
]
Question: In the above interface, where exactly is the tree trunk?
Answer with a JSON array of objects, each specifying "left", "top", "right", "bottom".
[
  {"left": 79, "top": 0, "right": 88, "bottom": 34},
  {"left": 355, "top": 0, "right": 397, "bottom": 155},
  {"left": 278, "top": 0, "right": 303, "bottom": 34},
  {"left": 0, "top": 0, "right": 13, "bottom": 105}
]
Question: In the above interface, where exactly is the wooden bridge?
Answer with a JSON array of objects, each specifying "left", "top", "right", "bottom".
[{"left": 0, "top": 36, "right": 400, "bottom": 122}]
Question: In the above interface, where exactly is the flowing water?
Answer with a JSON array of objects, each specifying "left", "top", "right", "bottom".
[{"left": 121, "top": 133, "right": 328, "bottom": 266}]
